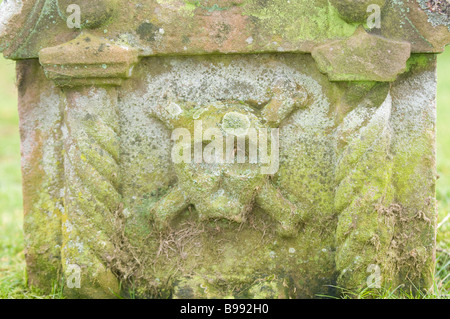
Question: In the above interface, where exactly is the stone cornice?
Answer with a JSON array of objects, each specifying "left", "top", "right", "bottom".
[{"left": 0, "top": 0, "right": 448, "bottom": 61}]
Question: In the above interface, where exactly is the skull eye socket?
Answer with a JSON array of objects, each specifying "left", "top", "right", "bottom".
[{"left": 222, "top": 112, "right": 251, "bottom": 136}]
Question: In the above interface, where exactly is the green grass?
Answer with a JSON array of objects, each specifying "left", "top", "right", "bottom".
[
  {"left": 0, "top": 57, "right": 25, "bottom": 298},
  {"left": 0, "top": 57, "right": 31, "bottom": 298},
  {"left": 436, "top": 48, "right": 450, "bottom": 300},
  {"left": 0, "top": 50, "right": 449, "bottom": 298}
]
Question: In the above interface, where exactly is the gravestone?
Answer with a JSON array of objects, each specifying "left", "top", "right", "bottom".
[{"left": 0, "top": 0, "right": 449, "bottom": 298}]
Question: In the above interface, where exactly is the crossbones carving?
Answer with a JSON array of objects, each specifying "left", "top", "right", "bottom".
[{"left": 148, "top": 82, "right": 311, "bottom": 237}]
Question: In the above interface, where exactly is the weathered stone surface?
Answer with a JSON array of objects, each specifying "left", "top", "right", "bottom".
[
  {"left": 39, "top": 33, "right": 139, "bottom": 87},
  {"left": 330, "top": 0, "right": 387, "bottom": 23},
  {"left": 312, "top": 27, "right": 411, "bottom": 81},
  {"left": 16, "top": 58, "right": 64, "bottom": 291},
  {"left": 380, "top": 0, "right": 450, "bottom": 53},
  {"left": 1, "top": 0, "right": 449, "bottom": 299},
  {"left": 0, "top": 0, "right": 448, "bottom": 59},
  {"left": 57, "top": 0, "right": 119, "bottom": 29},
  {"left": 0, "top": 0, "right": 29, "bottom": 51},
  {"left": 60, "top": 85, "right": 122, "bottom": 298},
  {"left": 13, "top": 52, "right": 439, "bottom": 298}
]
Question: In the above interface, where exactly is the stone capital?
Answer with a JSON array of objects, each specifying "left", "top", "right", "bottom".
[
  {"left": 312, "top": 27, "right": 411, "bottom": 82},
  {"left": 39, "top": 33, "right": 138, "bottom": 87}
]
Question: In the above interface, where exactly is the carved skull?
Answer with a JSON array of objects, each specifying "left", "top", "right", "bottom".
[{"left": 149, "top": 82, "right": 311, "bottom": 237}]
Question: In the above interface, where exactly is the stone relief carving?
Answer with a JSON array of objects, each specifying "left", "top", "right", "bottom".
[
  {"left": 0, "top": 0, "right": 446, "bottom": 299},
  {"left": 148, "top": 82, "right": 312, "bottom": 237}
]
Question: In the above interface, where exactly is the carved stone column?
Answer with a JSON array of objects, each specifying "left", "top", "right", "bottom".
[{"left": 39, "top": 33, "right": 138, "bottom": 298}]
